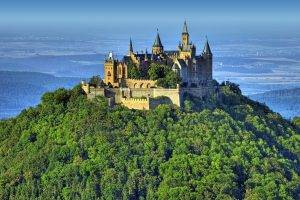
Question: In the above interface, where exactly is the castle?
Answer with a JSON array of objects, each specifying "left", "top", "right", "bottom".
[{"left": 82, "top": 21, "right": 214, "bottom": 110}]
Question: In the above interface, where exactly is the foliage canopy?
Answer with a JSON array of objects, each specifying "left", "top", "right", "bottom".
[{"left": 0, "top": 83, "right": 299, "bottom": 199}]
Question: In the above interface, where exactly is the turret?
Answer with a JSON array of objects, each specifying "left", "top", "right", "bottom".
[
  {"left": 145, "top": 49, "right": 148, "bottom": 61},
  {"left": 104, "top": 52, "right": 118, "bottom": 86},
  {"left": 203, "top": 38, "right": 212, "bottom": 59},
  {"left": 152, "top": 30, "right": 164, "bottom": 55},
  {"left": 129, "top": 38, "right": 133, "bottom": 55},
  {"left": 202, "top": 38, "right": 213, "bottom": 81},
  {"left": 181, "top": 20, "right": 190, "bottom": 46}
]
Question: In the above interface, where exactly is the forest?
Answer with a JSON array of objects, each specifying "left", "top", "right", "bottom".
[{"left": 0, "top": 82, "right": 299, "bottom": 199}]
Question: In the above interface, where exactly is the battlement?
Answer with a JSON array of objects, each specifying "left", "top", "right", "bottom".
[
  {"left": 81, "top": 82, "right": 213, "bottom": 110},
  {"left": 121, "top": 97, "right": 150, "bottom": 110},
  {"left": 122, "top": 97, "right": 148, "bottom": 102}
]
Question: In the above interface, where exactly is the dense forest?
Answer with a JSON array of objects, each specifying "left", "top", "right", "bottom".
[{"left": 0, "top": 82, "right": 299, "bottom": 199}]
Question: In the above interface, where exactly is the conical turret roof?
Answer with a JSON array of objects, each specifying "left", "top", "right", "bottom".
[
  {"left": 153, "top": 31, "right": 163, "bottom": 47},
  {"left": 129, "top": 38, "right": 133, "bottom": 52},
  {"left": 183, "top": 20, "right": 189, "bottom": 34},
  {"left": 203, "top": 39, "right": 212, "bottom": 55}
]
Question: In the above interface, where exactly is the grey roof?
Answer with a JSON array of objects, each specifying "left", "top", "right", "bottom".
[
  {"left": 129, "top": 38, "right": 133, "bottom": 52},
  {"left": 172, "top": 59, "right": 188, "bottom": 70},
  {"left": 182, "top": 21, "right": 189, "bottom": 34},
  {"left": 177, "top": 59, "right": 187, "bottom": 67},
  {"left": 165, "top": 50, "right": 179, "bottom": 55},
  {"left": 153, "top": 32, "right": 163, "bottom": 47},
  {"left": 203, "top": 40, "right": 212, "bottom": 55}
]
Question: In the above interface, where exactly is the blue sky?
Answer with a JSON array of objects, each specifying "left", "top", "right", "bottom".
[{"left": 1, "top": 0, "right": 300, "bottom": 25}]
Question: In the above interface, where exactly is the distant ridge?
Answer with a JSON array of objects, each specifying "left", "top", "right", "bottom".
[{"left": 250, "top": 88, "right": 300, "bottom": 119}]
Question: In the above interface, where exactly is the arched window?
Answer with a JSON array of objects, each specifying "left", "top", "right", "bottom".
[{"left": 107, "top": 71, "right": 111, "bottom": 76}]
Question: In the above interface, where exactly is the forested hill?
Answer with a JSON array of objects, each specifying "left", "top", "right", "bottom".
[{"left": 0, "top": 83, "right": 299, "bottom": 199}]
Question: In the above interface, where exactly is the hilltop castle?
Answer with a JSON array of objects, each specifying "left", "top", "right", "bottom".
[{"left": 82, "top": 21, "right": 215, "bottom": 110}]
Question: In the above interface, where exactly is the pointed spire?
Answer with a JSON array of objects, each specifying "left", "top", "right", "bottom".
[
  {"left": 129, "top": 38, "right": 133, "bottom": 53},
  {"left": 203, "top": 37, "right": 212, "bottom": 55},
  {"left": 183, "top": 20, "right": 189, "bottom": 34},
  {"left": 145, "top": 49, "right": 148, "bottom": 61},
  {"left": 153, "top": 29, "right": 163, "bottom": 47}
]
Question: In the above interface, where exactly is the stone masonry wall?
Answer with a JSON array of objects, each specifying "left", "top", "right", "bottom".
[
  {"left": 121, "top": 98, "right": 150, "bottom": 110},
  {"left": 153, "top": 88, "right": 181, "bottom": 107}
]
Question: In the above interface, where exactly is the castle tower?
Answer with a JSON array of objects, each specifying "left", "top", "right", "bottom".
[
  {"left": 181, "top": 20, "right": 189, "bottom": 46},
  {"left": 202, "top": 38, "right": 213, "bottom": 81},
  {"left": 178, "top": 21, "right": 195, "bottom": 59},
  {"left": 104, "top": 52, "right": 119, "bottom": 87},
  {"left": 152, "top": 30, "right": 164, "bottom": 55}
]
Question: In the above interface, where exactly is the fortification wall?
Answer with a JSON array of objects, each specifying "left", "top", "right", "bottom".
[
  {"left": 149, "top": 96, "right": 174, "bottom": 109},
  {"left": 121, "top": 98, "right": 150, "bottom": 110},
  {"left": 86, "top": 87, "right": 105, "bottom": 100},
  {"left": 181, "top": 86, "right": 213, "bottom": 98},
  {"left": 82, "top": 83, "right": 214, "bottom": 110},
  {"left": 110, "top": 88, "right": 123, "bottom": 103},
  {"left": 153, "top": 88, "right": 181, "bottom": 107},
  {"left": 125, "top": 79, "right": 156, "bottom": 89},
  {"left": 130, "top": 88, "right": 154, "bottom": 97}
]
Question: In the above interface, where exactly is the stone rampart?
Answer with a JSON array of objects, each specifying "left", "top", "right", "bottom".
[
  {"left": 121, "top": 97, "right": 150, "bottom": 110},
  {"left": 125, "top": 79, "right": 156, "bottom": 89}
]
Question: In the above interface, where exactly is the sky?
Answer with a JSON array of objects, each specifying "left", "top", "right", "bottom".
[{"left": 0, "top": 0, "right": 300, "bottom": 25}]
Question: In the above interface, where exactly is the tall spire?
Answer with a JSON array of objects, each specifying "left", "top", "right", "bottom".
[
  {"left": 182, "top": 20, "right": 189, "bottom": 34},
  {"left": 153, "top": 29, "right": 163, "bottom": 47},
  {"left": 203, "top": 37, "right": 212, "bottom": 55},
  {"left": 145, "top": 49, "right": 148, "bottom": 61},
  {"left": 129, "top": 38, "right": 133, "bottom": 53}
]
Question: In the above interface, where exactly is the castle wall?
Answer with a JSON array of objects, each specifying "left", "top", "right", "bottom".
[
  {"left": 121, "top": 97, "right": 150, "bottom": 110},
  {"left": 86, "top": 87, "right": 105, "bottom": 100},
  {"left": 149, "top": 97, "right": 174, "bottom": 109},
  {"left": 125, "top": 79, "right": 156, "bottom": 89},
  {"left": 153, "top": 88, "right": 181, "bottom": 107},
  {"left": 110, "top": 88, "right": 123, "bottom": 103},
  {"left": 181, "top": 86, "right": 212, "bottom": 98},
  {"left": 129, "top": 88, "right": 153, "bottom": 98},
  {"left": 82, "top": 83, "right": 213, "bottom": 110}
]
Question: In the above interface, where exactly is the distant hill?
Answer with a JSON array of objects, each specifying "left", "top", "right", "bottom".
[
  {"left": 0, "top": 84, "right": 299, "bottom": 199},
  {"left": 0, "top": 71, "right": 81, "bottom": 118},
  {"left": 249, "top": 88, "right": 300, "bottom": 119}
]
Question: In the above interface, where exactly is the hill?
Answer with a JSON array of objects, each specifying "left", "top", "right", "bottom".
[
  {"left": 0, "top": 83, "right": 299, "bottom": 199},
  {"left": 249, "top": 88, "right": 300, "bottom": 119},
  {"left": 0, "top": 71, "right": 81, "bottom": 119}
]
